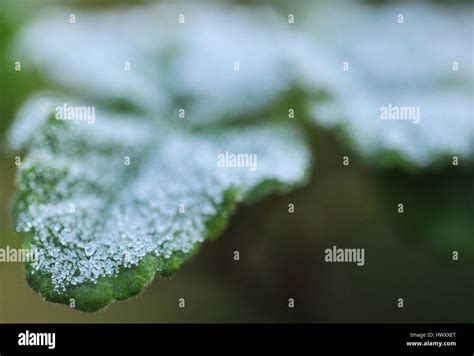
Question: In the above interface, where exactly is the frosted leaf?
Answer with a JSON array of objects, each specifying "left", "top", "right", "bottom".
[
  {"left": 296, "top": 4, "right": 473, "bottom": 166},
  {"left": 13, "top": 4, "right": 296, "bottom": 124},
  {"left": 10, "top": 99, "right": 310, "bottom": 311},
  {"left": 14, "top": 7, "right": 170, "bottom": 112},
  {"left": 14, "top": 3, "right": 472, "bottom": 166}
]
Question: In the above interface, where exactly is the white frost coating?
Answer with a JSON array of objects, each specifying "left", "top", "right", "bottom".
[
  {"left": 164, "top": 6, "right": 294, "bottom": 122},
  {"left": 14, "top": 7, "right": 170, "bottom": 112},
  {"left": 297, "top": 4, "right": 473, "bottom": 165},
  {"left": 8, "top": 93, "right": 153, "bottom": 151},
  {"left": 7, "top": 93, "right": 62, "bottom": 150},
  {"left": 14, "top": 4, "right": 294, "bottom": 123},
  {"left": 14, "top": 3, "right": 472, "bottom": 166},
  {"left": 14, "top": 103, "right": 309, "bottom": 290}
]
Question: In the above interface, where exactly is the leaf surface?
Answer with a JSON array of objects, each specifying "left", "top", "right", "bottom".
[{"left": 11, "top": 96, "right": 310, "bottom": 311}]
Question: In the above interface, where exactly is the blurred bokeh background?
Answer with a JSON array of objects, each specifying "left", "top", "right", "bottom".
[{"left": 0, "top": 0, "right": 473, "bottom": 322}]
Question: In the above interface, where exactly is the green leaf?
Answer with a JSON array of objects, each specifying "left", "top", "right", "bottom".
[{"left": 10, "top": 95, "right": 310, "bottom": 312}]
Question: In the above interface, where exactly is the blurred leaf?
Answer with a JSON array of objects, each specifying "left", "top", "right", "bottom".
[{"left": 295, "top": 3, "right": 474, "bottom": 168}]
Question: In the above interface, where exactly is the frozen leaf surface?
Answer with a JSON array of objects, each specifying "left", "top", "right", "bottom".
[
  {"left": 10, "top": 96, "right": 310, "bottom": 312},
  {"left": 8, "top": 5, "right": 313, "bottom": 311}
]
